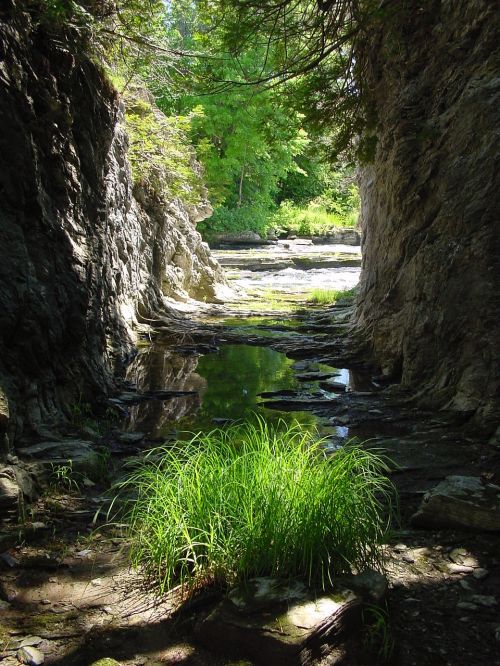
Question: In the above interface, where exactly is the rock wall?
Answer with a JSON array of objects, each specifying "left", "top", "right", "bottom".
[
  {"left": 0, "top": 3, "right": 226, "bottom": 445},
  {"left": 356, "top": 0, "right": 499, "bottom": 430}
]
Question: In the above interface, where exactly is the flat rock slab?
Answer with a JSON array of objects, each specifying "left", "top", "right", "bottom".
[
  {"left": 319, "top": 380, "right": 347, "bottom": 393},
  {"left": 195, "top": 572, "right": 387, "bottom": 665},
  {"left": 411, "top": 475, "right": 500, "bottom": 531},
  {"left": 110, "top": 390, "right": 197, "bottom": 406},
  {"left": 259, "top": 398, "right": 340, "bottom": 412},
  {"left": 17, "top": 440, "right": 99, "bottom": 472}
]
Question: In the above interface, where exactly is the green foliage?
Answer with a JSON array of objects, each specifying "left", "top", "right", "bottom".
[
  {"left": 198, "top": 205, "right": 269, "bottom": 237},
  {"left": 308, "top": 287, "right": 358, "bottom": 306},
  {"left": 50, "top": 460, "right": 82, "bottom": 492},
  {"left": 35, "top": 0, "right": 369, "bottom": 235},
  {"left": 362, "top": 603, "right": 395, "bottom": 662},
  {"left": 35, "top": 0, "right": 168, "bottom": 70},
  {"left": 117, "top": 418, "right": 394, "bottom": 594},
  {"left": 209, "top": 0, "right": 386, "bottom": 162},
  {"left": 124, "top": 95, "right": 203, "bottom": 205},
  {"left": 154, "top": 2, "right": 320, "bottom": 236},
  {"left": 272, "top": 201, "right": 358, "bottom": 237}
]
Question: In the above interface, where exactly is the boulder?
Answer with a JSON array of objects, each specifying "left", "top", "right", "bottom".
[
  {"left": 311, "top": 229, "right": 361, "bottom": 246},
  {"left": 0, "top": 472, "right": 20, "bottom": 510},
  {"left": 212, "top": 231, "right": 264, "bottom": 246},
  {"left": 195, "top": 572, "right": 387, "bottom": 665},
  {"left": 17, "top": 646, "right": 44, "bottom": 665},
  {"left": 411, "top": 476, "right": 500, "bottom": 531}
]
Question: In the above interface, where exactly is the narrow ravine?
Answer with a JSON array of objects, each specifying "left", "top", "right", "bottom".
[{"left": 1, "top": 240, "right": 499, "bottom": 666}]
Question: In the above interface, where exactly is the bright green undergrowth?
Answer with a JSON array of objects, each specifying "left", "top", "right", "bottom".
[
  {"left": 117, "top": 418, "right": 394, "bottom": 595},
  {"left": 308, "top": 286, "right": 358, "bottom": 305},
  {"left": 271, "top": 201, "right": 358, "bottom": 237}
]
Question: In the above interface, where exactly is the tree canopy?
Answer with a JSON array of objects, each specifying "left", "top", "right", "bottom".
[{"left": 35, "top": 0, "right": 369, "bottom": 236}]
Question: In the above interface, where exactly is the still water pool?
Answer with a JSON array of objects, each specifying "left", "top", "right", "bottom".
[{"left": 124, "top": 343, "right": 342, "bottom": 440}]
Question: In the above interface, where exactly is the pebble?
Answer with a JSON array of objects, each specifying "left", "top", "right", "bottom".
[
  {"left": 402, "top": 554, "right": 415, "bottom": 564},
  {"left": 40, "top": 599, "right": 51, "bottom": 605},
  {"left": 472, "top": 568, "right": 489, "bottom": 580},
  {"left": 17, "top": 646, "right": 44, "bottom": 665},
  {"left": 449, "top": 548, "right": 476, "bottom": 568},
  {"left": 393, "top": 544, "right": 408, "bottom": 553},
  {"left": 448, "top": 563, "right": 473, "bottom": 574},
  {"left": 75, "top": 549, "right": 92, "bottom": 558}
]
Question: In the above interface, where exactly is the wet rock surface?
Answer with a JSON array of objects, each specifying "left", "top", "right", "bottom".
[
  {"left": 212, "top": 240, "right": 361, "bottom": 272},
  {"left": 1, "top": 329, "right": 499, "bottom": 665}
]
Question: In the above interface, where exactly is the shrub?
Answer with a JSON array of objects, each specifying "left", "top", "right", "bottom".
[
  {"left": 198, "top": 204, "right": 269, "bottom": 238},
  {"left": 117, "top": 418, "right": 394, "bottom": 595}
]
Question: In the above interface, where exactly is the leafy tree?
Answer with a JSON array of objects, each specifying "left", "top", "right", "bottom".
[{"left": 150, "top": 2, "right": 321, "bottom": 235}]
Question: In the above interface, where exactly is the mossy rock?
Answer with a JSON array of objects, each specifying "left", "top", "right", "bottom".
[
  {"left": 89, "top": 659, "right": 122, "bottom": 666},
  {"left": 195, "top": 573, "right": 388, "bottom": 664}
]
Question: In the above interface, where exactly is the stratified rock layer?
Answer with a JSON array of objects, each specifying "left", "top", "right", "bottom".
[
  {"left": 0, "top": 4, "right": 226, "bottom": 442},
  {"left": 357, "top": 0, "right": 499, "bottom": 429}
]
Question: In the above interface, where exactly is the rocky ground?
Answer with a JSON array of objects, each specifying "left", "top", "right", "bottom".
[{"left": 1, "top": 281, "right": 500, "bottom": 666}]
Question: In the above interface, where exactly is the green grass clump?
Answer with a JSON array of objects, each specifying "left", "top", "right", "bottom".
[
  {"left": 308, "top": 286, "right": 358, "bottom": 305},
  {"left": 117, "top": 418, "right": 394, "bottom": 595}
]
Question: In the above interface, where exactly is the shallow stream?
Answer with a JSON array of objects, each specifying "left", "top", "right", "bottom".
[{"left": 124, "top": 241, "right": 362, "bottom": 445}]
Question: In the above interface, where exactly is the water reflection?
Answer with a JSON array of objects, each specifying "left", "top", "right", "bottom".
[
  {"left": 125, "top": 348, "right": 205, "bottom": 438},
  {"left": 193, "top": 345, "right": 317, "bottom": 430},
  {"left": 124, "top": 344, "right": 318, "bottom": 440}
]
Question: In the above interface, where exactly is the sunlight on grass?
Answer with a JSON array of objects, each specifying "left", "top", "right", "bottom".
[
  {"left": 231, "top": 288, "right": 302, "bottom": 313},
  {"left": 308, "top": 286, "right": 358, "bottom": 305},
  {"left": 116, "top": 418, "right": 394, "bottom": 595},
  {"left": 272, "top": 201, "right": 359, "bottom": 236}
]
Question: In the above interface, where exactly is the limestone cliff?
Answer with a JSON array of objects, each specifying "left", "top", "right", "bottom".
[
  {"left": 0, "top": 2, "right": 226, "bottom": 445},
  {"left": 356, "top": 0, "right": 499, "bottom": 430}
]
